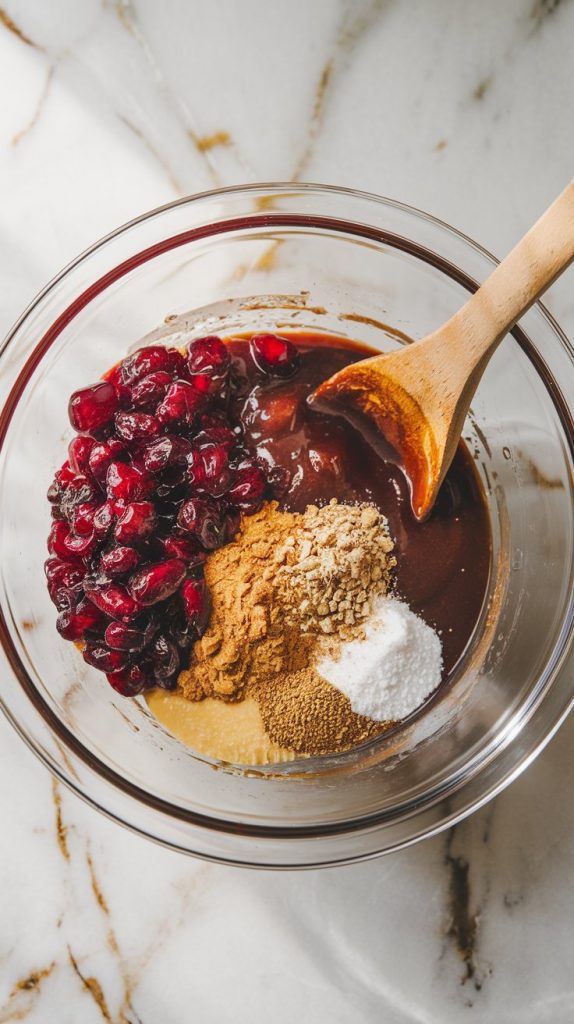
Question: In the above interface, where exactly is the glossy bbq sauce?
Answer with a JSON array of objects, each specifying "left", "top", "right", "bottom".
[{"left": 229, "top": 331, "right": 491, "bottom": 678}]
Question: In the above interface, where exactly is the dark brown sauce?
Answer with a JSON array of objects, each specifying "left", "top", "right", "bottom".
[{"left": 228, "top": 331, "right": 491, "bottom": 677}]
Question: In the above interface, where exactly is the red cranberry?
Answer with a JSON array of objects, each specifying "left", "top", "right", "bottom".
[
  {"left": 68, "top": 380, "right": 119, "bottom": 434},
  {"left": 56, "top": 461, "right": 76, "bottom": 487},
  {"left": 84, "top": 582, "right": 139, "bottom": 620},
  {"left": 47, "top": 477, "right": 62, "bottom": 505},
  {"left": 63, "top": 530, "right": 98, "bottom": 559},
  {"left": 156, "top": 381, "right": 205, "bottom": 427},
  {"left": 114, "top": 501, "right": 157, "bottom": 545},
  {"left": 93, "top": 501, "right": 116, "bottom": 540},
  {"left": 68, "top": 437, "right": 95, "bottom": 476},
  {"left": 106, "top": 461, "right": 151, "bottom": 502},
  {"left": 142, "top": 435, "right": 193, "bottom": 473},
  {"left": 187, "top": 373, "right": 216, "bottom": 396},
  {"left": 104, "top": 363, "right": 132, "bottom": 405},
  {"left": 181, "top": 578, "right": 210, "bottom": 630},
  {"left": 72, "top": 503, "right": 97, "bottom": 536},
  {"left": 83, "top": 644, "right": 128, "bottom": 673},
  {"left": 114, "top": 411, "right": 160, "bottom": 444},
  {"left": 159, "top": 535, "right": 206, "bottom": 564},
  {"left": 249, "top": 333, "right": 300, "bottom": 377},
  {"left": 193, "top": 426, "right": 237, "bottom": 449},
  {"left": 106, "top": 664, "right": 147, "bottom": 696},
  {"left": 56, "top": 599, "right": 104, "bottom": 641},
  {"left": 187, "top": 336, "right": 229, "bottom": 376},
  {"left": 120, "top": 345, "right": 184, "bottom": 385},
  {"left": 60, "top": 475, "right": 97, "bottom": 520},
  {"left": 227, "top": 466, "right": 267, "bottom": 508},
  {"left": 105, "top": 621, "right": 147, "bottom": 652},
  {"left": 150, "top": 634, "right": 180, "bottom": 682},
  {"left": 48, "top": 521, "right": 74, "bottom": 559},
  {"left": 100, "top": 546, "right": 140, "bottom": 576},
  {"left": 88, "top": 439, "right": 126, "bottom": 483},
  {"left": 45, "top": 558, "right": 85, "bottom": 607},
  {"left": 177, "top": 497, "right": 226, "bottom": 549},
  {"left": 187, "top": 444, "right": 231, "bottom": 497},
  {"left": 128, "top": 559, "right": 186, "bottom": 606},
  {"left": 130, "top": 371, "right": 173, "bottom": 409}
]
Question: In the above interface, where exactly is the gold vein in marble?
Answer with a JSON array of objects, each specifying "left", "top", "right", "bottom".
[
  {"left": 194, "top": 129, "right": 232, "bottom": 152},
  {"left": 68, "top": 949, "right": 113, "bottom": 1023},
  {"left": 0, "top": 962, "right": 55, "bottom": 1023},
  {"left": 12, "top": 65, "right": 55, "bottom": 147},
  {"left": 51, "top": 778, "right": 69, "bottom": 861},
  {"left": 0, "top": 7, "right": 42, "bottom": 50},
  {"left": 292, "top": 0, "right": 387, "bottom": 182}
]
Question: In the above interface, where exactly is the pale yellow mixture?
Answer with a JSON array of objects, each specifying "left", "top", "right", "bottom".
[{"left": 146, "top": 690, "right": 299, "bottom": 765}]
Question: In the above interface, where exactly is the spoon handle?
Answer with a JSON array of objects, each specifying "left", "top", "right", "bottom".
[{"left": 445, "top": 179, "right": 574, "bottom": 368}]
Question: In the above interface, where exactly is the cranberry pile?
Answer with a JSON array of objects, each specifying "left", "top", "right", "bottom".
[{"left": 45, "top": 333, "right": 300, "bottom": 696}]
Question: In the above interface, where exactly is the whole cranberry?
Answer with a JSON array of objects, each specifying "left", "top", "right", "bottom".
[
  {"left": 72, "top": 503, "right": 97, "bottom": 536},
  {"left": 114, "top": 411, "right": 160, "bottom": 444},
  {"left": 88, "top": 439, "right": 127, "bottom": 483},
  {"left": 159, "top": 534, "right": 206, "bottom": 564},
  {"left": 84, "top": 582, "right": 139, "bottom": 620},
  {"left": 93, "top": 501, "right": 117, "bottom": 540},
  {"left": 193, "top": 426, "right": 237, "bottom": 449},
  {"left": 249, "top": 333, "right": 300, "bottom": 377},
  {"left": 83, "top": 644, "right": 128, "bottom": 673},
  {"left": 106, "top": 461, "right": 152, "bottom": 502},
  {"left": 68, "top": 437, "right": 95, "bottom": 476},
  {"left": 104, "top": 363, "right": 132, "bottom": 405},
  {"left": 128, "top": 559, "right": 186, "bottom": 606},
  {"left": 130, "top": 371, "right": 173, "bottom": 409},
  {"left": 188, "top": 444, "right": 231, "bottom": 497},
  {"left": 177, "top": 497, "right": 226, "bottom": 549},
  {"left": 156, "top": 381, "right": 205, "bottom": 427},
  {"left": 106, "top": 664, "right": 148, "bottom": 696},
  {"left": 105, "top": 620, "right": 148, "bottom": 652},
  {"left": 142, "top": 435, "right": 193, "bottom": 473},
  {"left": 48, "top": 521, "right": 74, "bottom": 559},
  {"left": 120, "top": 345, "right": 184, "bottom": 385},
  {"left": 100, "top": 546, "right": 140, "bottom": 576},
  {"left": 56, "top": 599, "right": 104, "bottom": 641},
  {"left": 114, "top": 501, "right": 157, "bottom": 545},
  {"left": 150, "top": 634, "right": 180, "bottom": 682},
  {"left": 59, "top": 475, "right": 97, "bottom": 521},
  {"left": 187, "top": 336, "right": 230, "bottom": 377},
  {"left": 68, "top": 380, "right": 119, "bottom": 434},
  {"left": 56, "top": 461, "right": 76, "bottom": 488},
  {"left": 227, "top": 465, "right": 267, "bottom": 508},
  {"left": 181, "top": 578, "right": 210, "bottom": 631},
  {"left": 45, "top": 558, "right": 86, "bottom": 608}
]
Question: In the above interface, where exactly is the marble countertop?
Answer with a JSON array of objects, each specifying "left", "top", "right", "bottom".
[{"left": 1, "top": 1, "right": 574, "bottom": 1020}]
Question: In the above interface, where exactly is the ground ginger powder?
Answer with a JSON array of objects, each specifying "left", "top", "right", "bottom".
[{"left": 178, "top": 503, "right": 314, "bottom": 702}]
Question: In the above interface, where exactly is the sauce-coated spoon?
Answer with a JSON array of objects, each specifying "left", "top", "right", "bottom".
[{"left": 312, "top": 181, "right": 574, "bottom": 519}]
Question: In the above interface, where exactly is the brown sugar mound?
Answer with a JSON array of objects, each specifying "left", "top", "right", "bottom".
[{"left": 255, "top": 666, "right": 392, "bottom": 756}]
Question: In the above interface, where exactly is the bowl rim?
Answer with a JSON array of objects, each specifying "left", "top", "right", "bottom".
[{"left": 2, "top": 181, "right": 574, "bottom": 862}]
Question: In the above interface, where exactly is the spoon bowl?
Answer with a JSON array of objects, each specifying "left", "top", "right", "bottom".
[{"left": 314, "top": 181, "right": 574, "bottom": 518}]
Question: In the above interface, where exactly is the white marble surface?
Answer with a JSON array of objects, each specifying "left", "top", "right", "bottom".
[{"left": 1, "top": 0, "right": 574, "bottom": 1020}]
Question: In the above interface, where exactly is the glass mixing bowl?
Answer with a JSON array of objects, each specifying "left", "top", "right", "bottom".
[{"left": 1, "top": 184, "right": 574, "bottom": 868}]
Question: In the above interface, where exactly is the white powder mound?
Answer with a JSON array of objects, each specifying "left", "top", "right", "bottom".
[{"left": 317, "top": 596, "right": 443, "bottom": 722}]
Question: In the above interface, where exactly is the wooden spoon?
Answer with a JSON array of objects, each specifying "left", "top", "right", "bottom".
[{"left": 312, "top": 181, "right": 574, "bottom": 520}]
